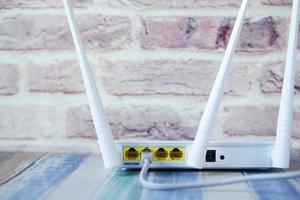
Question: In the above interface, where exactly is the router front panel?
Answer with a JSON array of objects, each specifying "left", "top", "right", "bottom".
[{"left": 115, "top": 140, "right": 274, "bottom": 169}]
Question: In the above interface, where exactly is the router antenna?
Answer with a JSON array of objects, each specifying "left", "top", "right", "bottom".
[
  {"left": 63, "top": 0, "right": 121, "bottom": 168},
  {"left": 272, "top": 0, "right": 300, "bottom": 168},
  {"left": 187, "top": 0, "right": 249, "bottom": 169}
]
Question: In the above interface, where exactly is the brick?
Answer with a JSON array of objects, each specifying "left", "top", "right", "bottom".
[
  {"left": 0, "top": 14, "right": 131, "bottom": 50},
  {"left": 66, "top": 105, "right": 197, "bottom": 140},
  {"left": 0, "top": 0, "right": 92, "bottom": 9},
  {"left": 141, "top": 16, "right": 286, "bottom": 51},
  {"left": 0, "top": 105, "right": 59, "bottom": 139},
  {"left": 217, "top": 17, "right": 287, "bottom": 51},
  {"left": 260, "top": 0, "right": 292, "bottom": 5},
  {"left": 259, "top": 61, "right": 300, "bottom": 93},
  {"left": 141, "top": 17, "right": 221, "bottom": 49},
  {"left": 107, "top": 106, "right": 195, "bottom": 139},
  {"left": 66, "top": 106, "right": 96, "bottom": 139},
  {"left": 100, "top": 59, "right": 250, "bottom": 96},
  {"left": 0, "top": 64, "right": 18, "bottom": 95},
  {"left": 28, "top": 60, "right": 84, "bottom": 93},
  {"left": 116, "top": 0, "right": 241, "bottom": 9},
  {"left": 222, "top": 105, "right": 300, "bottom": 138}
]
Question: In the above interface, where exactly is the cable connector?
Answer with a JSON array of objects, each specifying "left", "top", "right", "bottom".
[{"left": 141, "top": 152, "right": 153, "bottom": 163}]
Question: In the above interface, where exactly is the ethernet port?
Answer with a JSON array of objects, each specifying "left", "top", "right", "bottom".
[
  {"left": 125, "top": 148, "right": 139, "bottom": 160},
  {"left": 142, "top": 147, "right": 152, "bottom": 153},
  {"left": 169, "top": 148, "right": 183, "bottom": 160},
  {"left": 155, "top": 148, "right": 168, "bottom": 159}
]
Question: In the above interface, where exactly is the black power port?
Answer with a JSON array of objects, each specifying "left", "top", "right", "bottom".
[{"left": 206, "top": 150, "right": 216, "bottom": 162}]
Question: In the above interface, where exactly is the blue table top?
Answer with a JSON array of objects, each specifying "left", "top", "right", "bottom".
[{"left": 0, "top": 152, "right": 299, "bottom": 200}]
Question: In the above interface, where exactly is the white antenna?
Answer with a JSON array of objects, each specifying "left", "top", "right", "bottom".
[
  {"left": 272, "top": 0, "right": 299, "bottom": 168},
  {"left": 63, "top": 0, "right": 121, "bottom": 168},
  {"left": 187, "top": 0, "right": 250, "bottom": 169}
]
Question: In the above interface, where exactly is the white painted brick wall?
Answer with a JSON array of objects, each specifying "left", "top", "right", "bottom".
[{"left": 0, "top": 0, "right": 299, "bottom": 154}]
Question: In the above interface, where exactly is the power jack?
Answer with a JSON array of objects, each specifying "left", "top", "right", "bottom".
[{"left": 205, "top": 150, "right": 216, "bottom": 162}]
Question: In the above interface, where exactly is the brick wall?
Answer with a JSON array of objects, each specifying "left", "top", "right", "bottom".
[{"left": 0, "top": 0, "right": 300, "bottom": 154}]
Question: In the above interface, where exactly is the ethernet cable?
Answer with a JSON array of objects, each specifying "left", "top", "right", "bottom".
[{"left": 139, "top": 153, "right": 300, "bottom": 190}]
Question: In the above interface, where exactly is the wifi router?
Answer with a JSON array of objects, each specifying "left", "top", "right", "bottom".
[
  {"left": 115, "top": 140, "right": 274, "bottom": 169},
  {"left": 63, "top": 0, "right": 299, "bottom": 169}
]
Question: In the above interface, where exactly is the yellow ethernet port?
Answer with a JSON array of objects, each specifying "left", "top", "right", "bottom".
[
  {"left": 123, "top": 146, "right": 185, "bottom": 162},
  {"left": 125, "top": 148, "right": 139, "bottom": 160},
  {"left": 154, "top": 148, "right": 168, "bottom": 160},
  {"left": 169, "top": 148, "right": 183, "bottom": 160}
]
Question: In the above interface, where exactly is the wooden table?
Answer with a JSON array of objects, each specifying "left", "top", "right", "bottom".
[{"left": 0, "top": 152, "right": 300, "bottom": 200}]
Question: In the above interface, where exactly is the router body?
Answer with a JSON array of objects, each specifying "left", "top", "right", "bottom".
[{"left": 116, "top": 140, "right": 274, "bottom": 169}]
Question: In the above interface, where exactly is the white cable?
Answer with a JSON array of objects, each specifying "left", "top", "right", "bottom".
[{"left": 139, "top": 157, "right": 300, "bottom": 190}]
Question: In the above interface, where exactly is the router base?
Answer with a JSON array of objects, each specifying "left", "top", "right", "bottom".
[{"left": 116, "top": 140, "right": 274, "bottom": 169}]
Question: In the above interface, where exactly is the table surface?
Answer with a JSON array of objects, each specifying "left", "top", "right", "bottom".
[{"left": 0, "top": 152, "right": 300, "bottom": 200}]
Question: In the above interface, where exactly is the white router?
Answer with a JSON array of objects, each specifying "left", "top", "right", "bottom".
[{"left": 63, "top": 0, "right": 299, "bottom": 169}]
